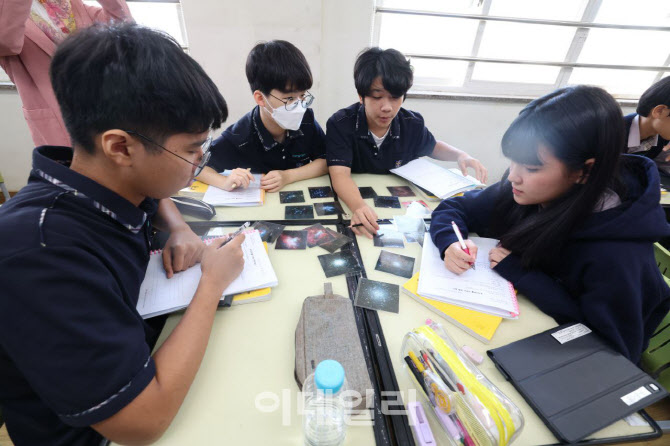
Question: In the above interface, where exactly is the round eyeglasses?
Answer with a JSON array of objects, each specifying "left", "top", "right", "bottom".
[{"left": 268, "top": 91, "right": 315, "bottom": 111}]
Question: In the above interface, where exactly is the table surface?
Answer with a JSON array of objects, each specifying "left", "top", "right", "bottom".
[{"left": 117, "top": 173, "right": 660, "bottom": 446}]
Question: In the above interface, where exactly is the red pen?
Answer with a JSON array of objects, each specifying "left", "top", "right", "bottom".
[{"left": 451, "top": 221, "right": 475, "bottom": 270}]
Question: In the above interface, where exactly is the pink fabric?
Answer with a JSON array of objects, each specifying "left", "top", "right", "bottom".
[{"left": 0, "top": 0, "right": 132, "bottom": 147}]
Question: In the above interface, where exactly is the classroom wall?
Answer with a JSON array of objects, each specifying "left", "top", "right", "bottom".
[{"left": 0, "top": 0, "right": 635, "bottom": 190}]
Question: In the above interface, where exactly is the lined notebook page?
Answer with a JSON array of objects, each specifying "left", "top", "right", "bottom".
[
  {"left": 418, "top": 234, "right": 518, "bottom": 319},
  {"left": 136, "top": 230, "right": 278, "bottom": 318}
]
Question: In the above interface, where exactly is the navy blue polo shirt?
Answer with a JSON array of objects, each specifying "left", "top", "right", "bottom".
[
  {"left": 326, "top": 102, "right": 436, "bottom": 174},
  {"left": 0, "top": 147, "right": 159, "bottom": 446},
  {"left": 207, "top": 106, "right": 326, "bottom": 174}
]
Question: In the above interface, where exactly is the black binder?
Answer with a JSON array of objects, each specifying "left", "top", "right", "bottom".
[{"left": 487, "top": 323, "right": 668, "bottom": 444}]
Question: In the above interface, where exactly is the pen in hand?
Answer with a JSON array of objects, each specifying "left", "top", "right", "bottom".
[
  {"left": 350, "top": 219, "right": 383, "bottom": 228},
  {"left": 451, "top": 220, "right": 475, "bottom": 270},
  {"left": 218, "top": 222, "right": 250, "bottom": 248}
]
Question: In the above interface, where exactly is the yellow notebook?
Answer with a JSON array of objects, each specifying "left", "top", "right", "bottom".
[
  {"left": 403, "top": 273, "right": 502, "bottom": 343},
  {"left": 232, "top": 287, "right": 272, "bottom": 305}
]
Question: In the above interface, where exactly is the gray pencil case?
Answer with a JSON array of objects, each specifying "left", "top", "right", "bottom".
[{"left": 294, "top": 283, "right": 374, "bottom": 411}]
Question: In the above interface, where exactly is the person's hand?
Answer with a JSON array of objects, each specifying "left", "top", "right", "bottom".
[
  {"left": 443, "top": 240, "right": 478, "bottom": 274},
  {"left": 222, "top": 168, "right": 255, "bottom": 191},
  {"left": 261, "top": 170, "right": 291, "bottom": 192},
  {"left": 457, "top": 154, "right": 488, "bottom": 184},
  {"left": 162, "top": 226, "right": 205, "bottom": 278},
  {"left": 489, "top": 245, "right": 511, "bottom": 269},
  {"left": 350, "top": 204, "right": 379, "bottom": 238},
  {"left": 199, "top": 233, "right": 246, "bottom": 297},
  {"left": 662, "top": 143, "right": 670, "bottom": 161}
]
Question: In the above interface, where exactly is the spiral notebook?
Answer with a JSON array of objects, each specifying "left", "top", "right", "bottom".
[
  {"left": 136, "top": 230, "right": 278, "bottom": 318},
  {"left": 418, "top": 234, "right": 519, "bottom": 319}
]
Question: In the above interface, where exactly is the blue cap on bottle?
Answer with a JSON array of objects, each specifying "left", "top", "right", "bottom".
[{"left": 315, "top": 360, "right": 345, "bottom": 394}]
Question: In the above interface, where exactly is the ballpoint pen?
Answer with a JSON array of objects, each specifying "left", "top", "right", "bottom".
[{"left": 451, "top": 220, "right": 475, "bottom": 270}]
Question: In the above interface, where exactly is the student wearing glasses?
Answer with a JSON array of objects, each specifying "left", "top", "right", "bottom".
[
  {"left": 0, "top": 23, "right": 245, "bottom": 445},
  {"left": 197, "top": 40, "right": 327, "bottom": 193}
]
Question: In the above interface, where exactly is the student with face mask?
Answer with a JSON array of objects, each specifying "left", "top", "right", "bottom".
[
  {"left": 430, "top": 85, "right": 670, "bottom": 363},
  {"left": 197, "top": 40, "right": 327, "bottom": 193}
]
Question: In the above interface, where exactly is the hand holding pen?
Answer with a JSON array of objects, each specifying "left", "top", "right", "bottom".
[{"left": 443, "top": 221, "right": 477, "bottom": 274}]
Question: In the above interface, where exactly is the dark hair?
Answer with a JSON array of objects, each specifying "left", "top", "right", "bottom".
[
  {"left": 637, "top": 77, "right": 670, "bottom": 116},
  {"left": 491, "top": 85, "right": 625, "bottom": 269},
  {"left": 245, "top": 40, "right": 312, "bottom": 95},
  {"left": 354, "top": 47, "right": 413, "bottom": 98},
  {"left": 50, "top": 23, "right": 228, "bottom": 153}
]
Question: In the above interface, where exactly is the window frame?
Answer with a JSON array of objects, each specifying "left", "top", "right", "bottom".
[{"left": 373, "top": 0, "right": 670, "bottom": 100}]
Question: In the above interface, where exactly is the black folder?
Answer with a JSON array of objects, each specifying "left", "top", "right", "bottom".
[{"left": 487, "top": 323, "right": 668, "bottom": 444}]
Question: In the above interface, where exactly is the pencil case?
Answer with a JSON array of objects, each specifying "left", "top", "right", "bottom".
[
  {"left": 294, "top": 283, "right": 373, "bottom": 411},
  {"left": 401, "top": 321, "right": 524, "bottom": 446}
]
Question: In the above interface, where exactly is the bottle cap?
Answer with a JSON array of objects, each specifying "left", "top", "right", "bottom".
[{"left": 315, "top": 360, "right": 345, "bottom": 393}]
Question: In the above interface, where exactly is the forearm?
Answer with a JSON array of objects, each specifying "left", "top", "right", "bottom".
[
  {"left": 429, "top": 140, "right": 468, "bottom": 162},
  {"left": 330, "top": 168, "right": 365, "bottom": 211},
  {"left": 149, "top": 279, "right": 222, "bottom": 424},
  {"left": 495, "top": 255, "right": 582, "bottom": 322},
  {"left": 196, "top": 166, "right": 231, "bottom": 190},
  {"left": 0, "top": 0, "right": 31, "bottom": 56},
  {"left": 285, "top": 158, "right": 328, "bottom": 183},
  {"left": 153, "top": 198, "right": 190, "bottom": 233},
  {"left": 93, "top": 278, "right": 226, "bottom": 444}
]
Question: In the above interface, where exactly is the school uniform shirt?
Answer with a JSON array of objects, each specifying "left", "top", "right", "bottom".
[
  {"left": 624, "top": 113, "right": 670, "bottom": 175},
  {"left": 429, "top": 154, "right": 670, "bottom": 364},
  {"left": 326, "top": 102, "right": 436, "bottom": 174},
  {"left": 0, "top": 146, "right": 159, "bottom": 446},
  {"left": 207, "top": 106, "right": 326, "bottom": 174}
]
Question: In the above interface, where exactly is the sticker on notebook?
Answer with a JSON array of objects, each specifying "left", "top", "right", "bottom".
[
  {"left": 551, "top": 323, "right": 592, "bottom": 344},
  {"left": 621, "top": 386, "right": 652, "bottom": 406}
]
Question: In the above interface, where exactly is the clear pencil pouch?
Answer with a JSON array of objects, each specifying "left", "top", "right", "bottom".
[{"left": 401, "top": 321, "right": 524, "bottom": 446}]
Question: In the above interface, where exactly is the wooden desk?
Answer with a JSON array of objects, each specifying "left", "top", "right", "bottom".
[
  {"left": 355, "top": 231, "right": 659, "bottom": 445},
  {"left": 179, "top": 174, "right": 342, "bottom": 223},
  {"left": 117, "top": 224, "right": 375, "bottom": 446}
]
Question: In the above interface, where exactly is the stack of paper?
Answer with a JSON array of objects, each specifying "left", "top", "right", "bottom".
[
  {"left": 418, "top": 234, "right": 519, "bottom": 319},
  {"left": 391, "top": 158, "right": 484, "bottom": 199},
  {"left": 136, "top": 230, "right": 278, "bottom": 318},
  {"left": 402, "top": 273, "right": 502, "bottom": 343}
]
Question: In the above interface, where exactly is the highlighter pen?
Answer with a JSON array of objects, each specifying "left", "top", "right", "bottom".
[{"left": 451, "top": 220, "right": 475, "bottom": 270}]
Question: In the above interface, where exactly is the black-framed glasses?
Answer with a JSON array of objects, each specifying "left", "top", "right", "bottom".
[
  {"left": 125, "top": 130, "right": 212, "bottom": 177},
  {"left": 268, "top": 91, "right": 315, "bottom": 111}
]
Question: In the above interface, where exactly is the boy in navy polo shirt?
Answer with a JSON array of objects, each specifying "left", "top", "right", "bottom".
[
  {"left": 0, "top": 24, "right": 246, "bottom": 446},
  {"left": 197, "top": 40, "right": 327, "bottom": 193},
  {"left": 624, "top": 77, "right": 670, "bottom": 176},
  {"left": 327, "top": 47, "right": 488, "bottom": 237}
]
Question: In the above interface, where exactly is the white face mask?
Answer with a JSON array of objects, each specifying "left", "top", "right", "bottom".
[{"left": 263, "top": 95, "right": 307, "bottom": 131}]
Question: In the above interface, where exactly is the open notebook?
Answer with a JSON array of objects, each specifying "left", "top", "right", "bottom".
[
  {"left": 201, "top": 171, "right": 265, "bottom": 206},
  {"left": 418, "top": 234, "right": 519, "bottom": 319},
  {"left": 390, "top": 158, "right": 484, "bottom": 199},
  {"left": 136, "top": 230, "right": 278, "bottom": 318}
]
